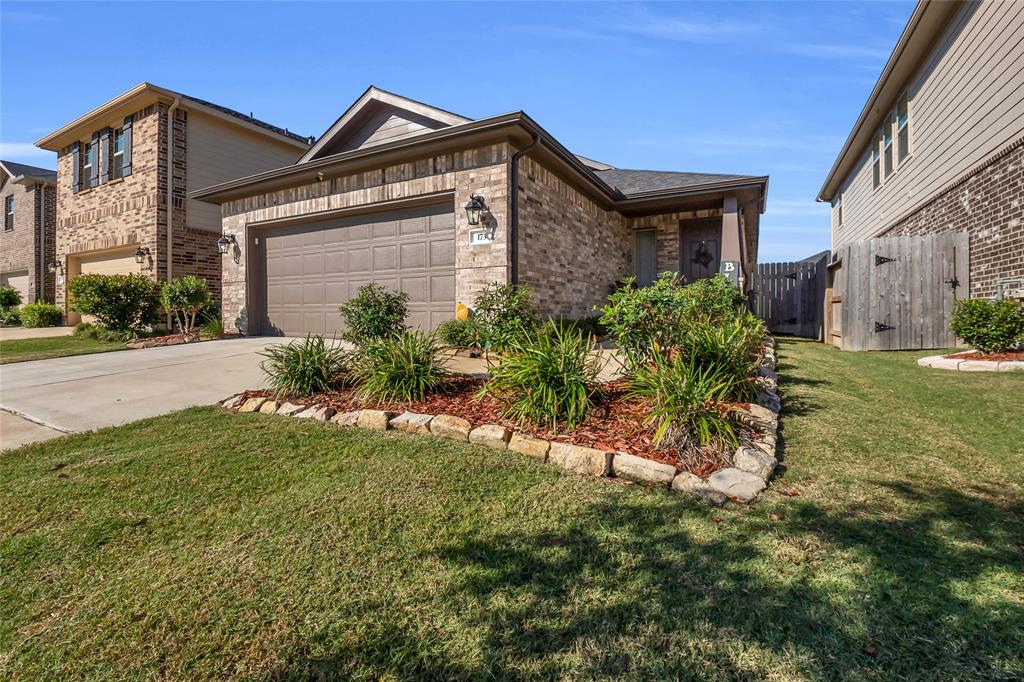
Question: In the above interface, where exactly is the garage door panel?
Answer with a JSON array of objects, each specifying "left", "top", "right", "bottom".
[
  {"left": 1, "top": 270, "right": 30, "bottom": 303},
  {"left": 262, "top": 202, "right": 455, "bottom": 336},
  {"left": 430, "top": 240, "right": 455, "bottom": 267}
]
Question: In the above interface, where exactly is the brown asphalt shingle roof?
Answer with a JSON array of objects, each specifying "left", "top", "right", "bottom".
[{"left": 594, "top": 168, "right": 763, "bottom": 196}]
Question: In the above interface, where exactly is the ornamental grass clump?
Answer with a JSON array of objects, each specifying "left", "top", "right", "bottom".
[
  {"left": 479, "top": 322, "right": 601, "bottom": 431},
  {"left": 679, "top": 312, "right": 766, "bottom": 399},
  {"left": 629, "top": 353, "right": 745, "bottom": 450},
  {"left": 260, "top": 335, "right": 352, "bottom": 398},
  {"left": 353, "top": 330, "right": 450, "bottom": 404}
]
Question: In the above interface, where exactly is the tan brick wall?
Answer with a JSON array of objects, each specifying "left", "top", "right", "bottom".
[
  {"left": 219, "top": 144, "right": 510, "bottom": 334},
  {"left": 1, "top": 179, "right": 55, "bottom": 303},
  {"left": 883, "top": 137, "right": 1024, "bottom": 299},
  {"left": 516, "top": 156, "right": 630, "bottom": 318}
]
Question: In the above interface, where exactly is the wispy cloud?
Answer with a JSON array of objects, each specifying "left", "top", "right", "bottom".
[
  {"left": 628, "top": 132, "right": 845, "bottom": 157},
  {"left": 0, "top": 142, "right": 53, "bottom": 162},
  {"left": 614, "top": 14, "right": 762, "bottom": 43},
  {"left": 781, "top": 42, "right": 890, "bottom": 61},
  {"left": 767, "top": 200, "right": 831, "bottom": 217}
]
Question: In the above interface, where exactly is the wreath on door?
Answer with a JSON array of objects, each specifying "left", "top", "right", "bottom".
[{"left": 691, "top": 241, "right": 714, "bottom": 267}]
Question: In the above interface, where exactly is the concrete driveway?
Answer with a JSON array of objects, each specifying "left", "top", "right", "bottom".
[
  {"left": 0, "top": 326, "right": 74, "bottom": 341},
  {"left": 1, "top": 337, "right": 279, "bottom": 450}
]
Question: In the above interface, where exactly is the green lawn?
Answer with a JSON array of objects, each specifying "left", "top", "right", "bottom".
[
  {"left": 1, "top": 340, "right": 1021, "bottom": 680},
  {"left": 0, "top": 335, "right": 126, "bottom": 364}
]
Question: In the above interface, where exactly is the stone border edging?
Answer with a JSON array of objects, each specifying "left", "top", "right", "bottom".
[
  {"left": 917, "top": 355, "right": 1024, "bottom": 372},
  {"left": 219, "top": 337, "right": 783, "bottom": 506}
]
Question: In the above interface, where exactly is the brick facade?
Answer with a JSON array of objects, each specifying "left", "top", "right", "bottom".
[
  {"left": 0, "top": 179, "right": 56, "bottom": 303},
  {"left": 883, "top": 137, "right": 1024, "bottom": 299},
  {"left": 219, "top": 144, "right": 511, "bottom": 334},
  {"left": 54, "top": 103, "right": 223, "bottom": 318}
]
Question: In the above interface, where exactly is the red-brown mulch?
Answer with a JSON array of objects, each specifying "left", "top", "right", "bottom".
[
  {"left": 944, "top": 350, "right": 1024, "bottom": 361},
  {"left": 241, "top": 378, "right": 761, "bottom": 478}
]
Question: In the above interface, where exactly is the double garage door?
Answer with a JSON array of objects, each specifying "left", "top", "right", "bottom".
[{"left": 259, "top": 202, "right": 456, "bottom": 336}]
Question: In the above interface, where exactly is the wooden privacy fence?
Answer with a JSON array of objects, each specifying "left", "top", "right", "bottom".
[
  {"left": 750, "top": 252, "right": 829, "bottom": 339},
  {"left": 826, "top": 232, "right": 968, "bottom": 351}
]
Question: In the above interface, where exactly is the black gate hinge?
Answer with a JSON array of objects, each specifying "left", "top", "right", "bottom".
[
  {"left": 786, "top": 272, "right": 798, "bottom": 280},
  {"left": 874, "top": 322, "right": 895, "bottom": 333},
  {"left": 875, "top": 255, "right": 896, "bottom": 266}
]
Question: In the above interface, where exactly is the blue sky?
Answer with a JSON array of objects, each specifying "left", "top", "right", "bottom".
[{"left": 1, "top": 1, "right": 914, "bottom": 261}]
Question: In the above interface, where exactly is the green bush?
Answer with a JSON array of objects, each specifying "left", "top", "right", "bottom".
[
  {"left": 19, "top": 302, "right": 63, "bottom": 328},
  {"left": 0, "top": 286, "right": 21, "bottom": 310},
  {"left": 67, "top": 273, "right": 161, "bottom": 332},
  {"left": 478, "top": 323, "right": 600, "bottom": 431},
  {"left": 950, "top": 299, "right": 1024, "bottom": 354},
  {"left": 0, "top": 307, "right": 21, "bottom": 326},
  {"left": 629, "top": 354, "right": 744, "bottom": 450},
  {"left": 681, "top": 274, "right": 747, "bottom": 326},
  {"left": 72, "top": 322, "right": 120, "bottom": 342},
  {"left": 598, "top": 273, "right": 690, "bottom": 371},
  {"left": 161, "top": 275, "right": 212, "bottom": 336},
  {"left": 260, "top": 335, "right": 351, "bottom": 398},
  {"left": 200, "top": 314, "right": 225, "bottom": 339},
  {"left": 473, "top": 282, "right": 538, "bottom": 352},
  {"left": 436, "top": 317, "right": 479, "bottom": 348},
  {"left": 353, "top": 330, "right": 450, "bottom": 404},
  {"left": 338, "top": 283, "right": 408, "bottom": 343},
  {"left": 678, "top": 312, "right": 765, "bottom": 399}
]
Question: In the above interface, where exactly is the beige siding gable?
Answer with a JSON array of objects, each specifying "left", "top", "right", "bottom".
[
  {"left": 319, "top": 105, "right": 451, "bottom": 156},
  {"left": 186, "top": 110, "right": 304, "bottom": 232},
  {"left": 832, "top": 0, "right": 1024, "bottom": 249}
]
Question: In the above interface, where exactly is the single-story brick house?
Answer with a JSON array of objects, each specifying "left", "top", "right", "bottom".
[{"left": 192, "top": 87, "right": 769, "bottom": 335}]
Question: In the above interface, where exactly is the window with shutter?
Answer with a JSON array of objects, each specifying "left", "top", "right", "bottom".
[
  {"left": 100, "top": 128, "right": 111, "bottom": 183},
  {"left": 72, "top": 141, "right": 81, "bottom": 193},
  {"left": 4, "top": 196, "right": 13, "bottom": 231},
  {"left": 112, "top": 128, "right": 126, "bottom": 180},
  {"left": 89, "top": 133, "right": 100, "bottom": 188},
  {"left": 121, "top": 115, "right": 133, "bottom": 178}
]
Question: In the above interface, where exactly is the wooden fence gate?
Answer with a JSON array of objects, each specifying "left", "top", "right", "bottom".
[
  {"left": 750, "top": 252, "right": 828, "bottom": 339},
  {"left": 826, "top": 232, "right": 968, "bottom": 351}
]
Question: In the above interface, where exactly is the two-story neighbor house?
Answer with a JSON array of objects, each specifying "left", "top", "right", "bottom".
[
  {"left": 818, "top": 0, "right": 1024, "bottom": 301},
  {"left": 0, "top": 160, "right": 57, "bottom": 305},
  {"left": 35, "top": 83, "right": 310, "bottom": 323},
  {"left": 192, "top": 86, "right": 768, "bottom": 335}
]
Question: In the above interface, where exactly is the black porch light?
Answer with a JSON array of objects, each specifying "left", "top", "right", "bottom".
[
  {"left": 464, "top": 194, "right": 487, "bottom": 226},
  {"left": 47, "top": 261, "right": 57, "bottom": 274},
  {"left": 133, "top": 246, "right": 150, "bottom": 265},
  {"left": 217, "top": 233, "right": 237, "bottom": 256}
]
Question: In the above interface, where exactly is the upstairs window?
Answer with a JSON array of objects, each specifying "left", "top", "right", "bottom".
[
  {"left": 897, "top": 93, "right": 910, "bottom": 163},
  {"left": 82, "top": 142, "right": 93, "bottom": 188},
  {"left": 111, "top": 127, "right": 126, "bottom": 180},
  {"left": 883, "top": 119, "right": 894, "bottom": 178},
  {"left": 872, "top": 134, "right": 881, "bottom": 189},
  {"left": 4, "top": 196, "right": 13, "bottom": 230}
]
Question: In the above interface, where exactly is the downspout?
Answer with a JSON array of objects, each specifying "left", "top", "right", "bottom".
[
  {"left": 166, "top": 97, "right": 181, "bottom": 286},
  {"left": 166, "top": 97, "right": 181, "bottom": 328},
  {"left": 508, "top": 133, "right": 540, "bottom": 284}
]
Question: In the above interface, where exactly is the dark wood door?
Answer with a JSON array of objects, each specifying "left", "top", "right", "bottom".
[{"left": 680, "top": 218, "right": 721, "bottom": 283}]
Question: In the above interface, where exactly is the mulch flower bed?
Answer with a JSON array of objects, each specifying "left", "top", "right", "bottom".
[
  {"left": 944, "top": 350, "right": 1024, "bottom": 361},
  {"left": 244, "top": 378, "right": 759, "bottom": 478}
]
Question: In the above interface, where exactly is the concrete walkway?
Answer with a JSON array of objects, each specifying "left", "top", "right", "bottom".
[{"left": 0, "top": 326, "right": 74, "bottom": 341}]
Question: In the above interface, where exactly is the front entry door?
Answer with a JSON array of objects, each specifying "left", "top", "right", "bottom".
[{"left": 680, "top": 218, "right": 721, "bottom": 283}]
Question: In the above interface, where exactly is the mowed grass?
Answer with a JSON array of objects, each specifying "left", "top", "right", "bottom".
[
  {"left": 0, "top": 335, "right": 125, "bottom": 364},
  {"left": 1, "top": 339, "right": 1022, "bottom": 680}
]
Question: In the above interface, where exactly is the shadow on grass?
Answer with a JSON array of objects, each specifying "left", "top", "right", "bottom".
[{"left": 265, "top": 481, "right": 1024, "bottom": 680}]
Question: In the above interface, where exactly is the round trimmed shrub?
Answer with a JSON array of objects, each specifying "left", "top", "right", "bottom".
[
  {"left": 338, "top": 282, "right": 408, "bottom": 343},
  {"left": 67, "top": 273, "right": 161, "bottom": 332},
  {"left": 0, "top": 285, "right": 21, "bottom": 310},
  {"left": 950, "top": 299, "right": 1024, "bottom": 354},
  {"left": 20, "top": 302, "right": 63, "bottom": 328}
]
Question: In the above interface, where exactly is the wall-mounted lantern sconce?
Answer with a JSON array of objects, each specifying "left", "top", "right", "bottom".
[
  {"left": 47, "top": 261, "right": 58, "bottom": 274},
  {"left": 217, "top": 233, "right": 240, "bottom": 264},
  {"left": 133, "top": 246, "right": 151, "bottom": 265},
  {"left": 464, "top": 194, "right": 488, "bottom": 226}
]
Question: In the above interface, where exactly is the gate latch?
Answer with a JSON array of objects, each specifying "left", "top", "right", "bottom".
[
  {"left": 875, "top": 255, "right": 896, "bottom": 266},
  {"left": 944, "top": 277, "right": 960, "bottom": 289},
  {"left": 874, "top": 322, "right": 895, "bottom": 333}
]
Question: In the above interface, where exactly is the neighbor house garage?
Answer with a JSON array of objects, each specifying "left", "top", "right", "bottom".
[{"left": 192, "top": 87, "right": 769, "bottom": 335}]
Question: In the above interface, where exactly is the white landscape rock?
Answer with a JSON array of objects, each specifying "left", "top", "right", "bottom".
[
  {"left": 357, "top": 410, "right": 395, "bottom": 431},
  {"left": 508, "top": 432, "right": 550, "bottom": 461},
  {"left": 258, "top": 400, "right": 280, "bottom": 415},
  {"left": 611, "top": 452, "right": 676, "bottom": 486},
  {"left": 277, "top": 402, "right": 307, "bottom": 417},
  {"left": 998, "top": 361, "right": 1024, "bottom": 372},
  {"left": 752, "top": 434, "right": 777, "bottom": 457},
  {"left": 238, "top": 397, "right": 267, "bottom": 413},
  {"left": 221, "top": 394, "right": 244, "bottom": 410},
  {"left": 745, "top": 403, "right": 778, "bottom": 428},
  {"left": 548, "top": 442, "right": 611, "bottom": 477},
  {"left": 330, "top": 410, "right": 362, "bottom": 427},
  {"left": 734, "top": 446, "right": 777, "bottom": 481},
  {"left": 709, "top": 468, "right": 766, "bottom": 503},
  {"left": 958, "top": 360, "right": 1001, "bottom": 372},
  {"left": 671, "top": 472, "right": 727, "bottom": 506},
  {"left": 430, "top": 414, "right": 472, "bottom": 442},
  {"left": 469, "top": 424, "right": 512, "bottom": 450},
  {"left": 390, "top": 411, "right": 434, "bottom": 434}
]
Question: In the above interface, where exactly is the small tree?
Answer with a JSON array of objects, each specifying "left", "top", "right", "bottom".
[
  {"left": 473, "top": 282, "right": 538, "bottom": 352},
  {"left": 338, "top": 282, "right": 408, "bottom": 343},
  {"left": 68, "top": 273, "right": 161, "bottom": 332},
  {"left": 161, "top": 275, "right": 212, "bottom": 337},
  {"left": 0, "top": 285, "right": 22, "bottom": 310}
]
